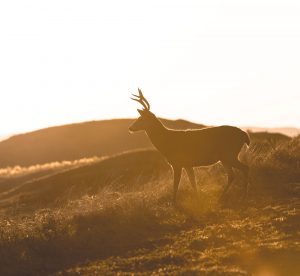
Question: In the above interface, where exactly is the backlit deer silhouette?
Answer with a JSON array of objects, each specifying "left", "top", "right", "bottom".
[{"left": 129, "top": 89, "right": 250, "bottom": 203}]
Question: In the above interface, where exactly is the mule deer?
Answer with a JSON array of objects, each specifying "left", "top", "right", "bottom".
[{"left": 129, "top": 89, "right": 250, "bottom": 203}]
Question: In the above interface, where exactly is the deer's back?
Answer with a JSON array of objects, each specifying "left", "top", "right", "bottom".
[{"left": 163, "top": 125, "right": 248, "bottom": 166}]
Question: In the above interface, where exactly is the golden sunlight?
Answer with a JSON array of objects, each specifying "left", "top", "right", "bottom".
[{"left": 0, "top": 0, "right": 300, "bottom": 137}]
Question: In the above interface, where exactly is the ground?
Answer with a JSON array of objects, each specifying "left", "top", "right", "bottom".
[{"left": 0, "top": 136, "right": 299, "bottom": 275}]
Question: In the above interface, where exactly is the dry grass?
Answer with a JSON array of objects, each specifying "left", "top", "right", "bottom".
[
  {"left": 0, "top": 156, "right": 101, "bottom": 179},
  {"left": 0, "top": 136, "right": 299, "bottom": 275}
]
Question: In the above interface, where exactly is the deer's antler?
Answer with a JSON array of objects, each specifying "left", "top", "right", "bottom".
[{"left": 131, "top": 88, "right": 150, "bottom": 110}]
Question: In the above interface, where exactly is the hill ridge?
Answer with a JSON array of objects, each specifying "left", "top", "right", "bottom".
[{"left": 0, "top": 118, "right": 293, "bottom": 168}]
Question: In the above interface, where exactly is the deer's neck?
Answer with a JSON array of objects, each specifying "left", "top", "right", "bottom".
[{"left": 145, "top": 120, "right": 169, "bottom": 154}]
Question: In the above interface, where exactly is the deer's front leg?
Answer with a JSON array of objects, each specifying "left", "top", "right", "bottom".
[{"left": 172, "top": 166, "right": 182, "bottom": 203}]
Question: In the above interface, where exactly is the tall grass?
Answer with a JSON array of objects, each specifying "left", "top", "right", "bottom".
[
  {"left": 0, "top": 156, "right": 101, "bottom": 179},
  {"left": 0, "top": 136, "right": 299, "bottom": 275},
  {"left": 245, "top": 136, "right": 300, "bottom": 196},
  {"left": 0, "top": 175, "right": 180, "bottom": 275}
]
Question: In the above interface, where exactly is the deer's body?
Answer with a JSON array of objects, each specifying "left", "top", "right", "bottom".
[
  {"left": 145, "top": 122, "right": 249, "bottom": 168},
  {"left": 129, "top": 89, "right": 250, "bottom": 203}
]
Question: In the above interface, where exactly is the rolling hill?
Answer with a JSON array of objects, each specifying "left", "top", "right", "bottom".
[
  {"left": 246, "top": 126, "right": 300, "bottom": 137},
  {"left": 0, "top": 150, "right": 169, "bottom": 212},
  {"left": 0, "top": 137, "right": 299, "bottom": 275},
  {"left": 0, "top": 119, "right": 205, "bottom": 167},
  {"left": 0, "top": 119, "right": 292, "bottom": 168}
]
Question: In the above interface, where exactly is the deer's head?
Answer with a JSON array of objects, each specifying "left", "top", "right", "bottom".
[{"left": 129, "top": 89, "right": 157, "bottom": 133}]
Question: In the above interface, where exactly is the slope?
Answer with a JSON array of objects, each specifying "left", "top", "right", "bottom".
[{"left": 0, "top": 119, "right": 205, "bottom": 167}]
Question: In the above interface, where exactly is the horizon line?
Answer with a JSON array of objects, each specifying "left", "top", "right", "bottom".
[{"left": 1, "top": 117, "right": 299, "bottom": 141}]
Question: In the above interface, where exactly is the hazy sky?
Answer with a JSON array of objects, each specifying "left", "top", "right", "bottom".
[{"left": 1, "top": 0, "right": 300, "bottom": 136}]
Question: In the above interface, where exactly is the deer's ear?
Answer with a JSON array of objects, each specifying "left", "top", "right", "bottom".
[{"left": 137, "top": 109, "right": 144, "bottom": 116}]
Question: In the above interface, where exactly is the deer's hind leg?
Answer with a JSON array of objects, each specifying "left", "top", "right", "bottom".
[
  {"left": 231, "top": 159, "right": 249, "bottom": 198},
  {"left": 219, "top": 162, "right": 235, "bottom": 200},
  {"left": 184, "top": 167, "right": 197, "bottom": 192},
  {"left": 172, "top": 166, "right": 182, "bottom": 203}
]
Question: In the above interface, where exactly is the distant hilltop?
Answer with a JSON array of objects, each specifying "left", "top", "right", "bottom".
[
  {"left": 244, "top": 127, "right": 300, "bottom": 137},
  {"left": 0, "top": 118, "right": 298, "bottom": 167},
  {"left": 0, "top": 135, "right": 11, "bottom": 142},
  {"left": 1, "top": 122, "right": 299, "bottom": 143},
  {"left": 0, "top": 119, "right": 204, "bottom": 167}
]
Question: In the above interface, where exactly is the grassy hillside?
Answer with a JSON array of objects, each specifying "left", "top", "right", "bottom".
[
  {"left": 0, "top": 119, "right": 205, "bottom": 167},
  {"left": 0, "top": 136, "right": 299, "bottom": 275},
  {"left": 0, "top": 150, "right": 169, "bottom": 213},
  {"left": 0, "top": 118, "right": 292, "bottom": 168},
  {"left": 246, "top": 127, "right": 300, "bottom": 137}
]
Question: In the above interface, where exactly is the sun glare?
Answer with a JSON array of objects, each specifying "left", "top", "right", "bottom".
[{"left": 0, "top": 0, "right": 300, "bottom": 136}]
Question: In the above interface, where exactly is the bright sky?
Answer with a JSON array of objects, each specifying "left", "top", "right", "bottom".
[{"left": 1, "top": 0, "right": 300, "bottom": 137}]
